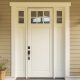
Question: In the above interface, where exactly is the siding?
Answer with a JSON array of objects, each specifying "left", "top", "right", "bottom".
[
  {"left": 0, "top": 0, "right": 11, "bottom": 76},
  {"left": 70, "top": 0, "right": 80, "bottom": 76},
  {"left": 0, "top": 0, "right": 80, "bottom": 76}
]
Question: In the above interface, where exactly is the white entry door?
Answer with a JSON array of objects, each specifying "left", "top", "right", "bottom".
[{"left": 27, "top": 8, "right": 53, "bottom": 77}]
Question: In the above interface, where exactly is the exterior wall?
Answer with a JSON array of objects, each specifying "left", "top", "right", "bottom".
[
  {"left": 70, "top": 0, "right": 80, "bottom": 76},
  {"left": 0, "top": 0, "right": 80, "bottom": 76},
  {"left": 0, "top": 0, "right": 11, "bottom": 76}
]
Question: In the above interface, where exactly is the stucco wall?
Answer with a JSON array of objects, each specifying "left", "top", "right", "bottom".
[{"left": 0, "top": 0, "right": 80, "bottom": 76}]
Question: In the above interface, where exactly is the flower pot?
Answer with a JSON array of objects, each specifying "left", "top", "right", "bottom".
[{"left": 0, "top": 70, "right": 6, "bottom": 80}]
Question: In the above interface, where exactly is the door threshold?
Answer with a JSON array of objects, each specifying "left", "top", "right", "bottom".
[
  {"left": 28, "top": 77, "right": 53, "bottom": 79},
  {"left": 55, "top": 77, "right": 65, "bottom": 79},
  {"left": 16, "top": 77, "right": 26, "bottom": 80}
]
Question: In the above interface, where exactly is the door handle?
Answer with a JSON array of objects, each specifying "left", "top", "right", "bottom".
[
  {"left": 27, "top": 46, "right": 30, "bottom": 60},
  {"left": 28, "top": 51, "right": 30, "bottom": 55},
  {"left": 28, "top": 50, "right": 30, "bottom": 60}
]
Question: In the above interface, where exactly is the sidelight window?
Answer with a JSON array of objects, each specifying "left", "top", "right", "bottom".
[
  {"left": 57, "top": 11, "right": 62, "bottom": 23},
  {"left": 18, "top": 11, "right": 24, "bottom": 23}
]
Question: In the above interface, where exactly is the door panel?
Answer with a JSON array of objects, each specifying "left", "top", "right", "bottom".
[{"left": 27, "top": 8, "right": 52, "bottom": 77}]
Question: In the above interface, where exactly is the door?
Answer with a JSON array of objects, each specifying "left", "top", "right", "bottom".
[{"left": 27, "top": 8, "right": 53, "bottom": 77}]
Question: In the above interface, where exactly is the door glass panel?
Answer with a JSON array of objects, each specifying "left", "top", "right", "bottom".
[
  {"left": 57, "top": 11, "right": 62, "bottom": 23},
  {"left": 19, "top": 18, "right": 24, "bottom": 23},
  {"left": 31, "top": 10, "right": 50, "bottom": 24},
  {"left": 31, "top": 11, "right": 36, "bottom": 17},
  {"left": 38, "top": 11, "right": 43, "bottom": 17},
  {"left": 57, "top": 11, "right": 62, "bottom": 16},
  {"left": 19, "top": 11, "right": 24, "bottom": 17},
  {"left": 37, "top": 18, "right": 43, "bottom": 23},
  {"left": 18, "top": 11, "right": 24, "bottom": 23},
  {"left": 31, "top": 18, "right": 43, "bottom": 23},
  {"left": 57, "top": 18, "right": 62, "bottom": 23},
  {"left": 31, "top": 18, "right": 37, "bottom": 23},
  {"left": 43, "top": 17, "right": 50, "bottom": 23},
  {"left": 44, "top": 11, "right": 50, "bottom": 17}
]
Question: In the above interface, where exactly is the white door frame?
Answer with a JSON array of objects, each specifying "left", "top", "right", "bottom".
[{"left": 10, "top": 2, "right": 71, "bottom": 78}]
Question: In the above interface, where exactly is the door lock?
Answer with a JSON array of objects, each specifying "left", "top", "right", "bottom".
[
  {"left": 28, "top": 46, "right": 30, "bottom": 49},
  {"left": 27, "top": 46, "right": 30, "bottom": 60},
  {"left": 28, "top": 51, "right": 30, "bottom": 55},
  {"left": 28, "top": 50, "right": 30, "bottom": 60}
]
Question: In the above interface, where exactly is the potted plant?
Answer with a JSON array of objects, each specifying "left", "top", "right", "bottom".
[{"left": 0, "top": 57, "right": 8, "bottom": 80}]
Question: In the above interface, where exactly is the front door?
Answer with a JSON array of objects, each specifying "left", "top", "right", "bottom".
[{"left": 27, "top": 8, "right": 53, "bottom": 77}]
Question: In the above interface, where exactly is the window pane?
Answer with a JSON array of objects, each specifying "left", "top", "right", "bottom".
[
  {"left": 57, "top": 11, "right": 62, "bottom": 16},
  {"left": 38, "top": 11, "right": 43, "bottom": 17},
  {"left": 31, "top": 18, "right": 43, "bottom": 23},
  {"left": 43, "top": 17, "right": 50, "bottom": 23},
  {"left": 37, "top": 18, "right": 43, "bottom": 23},
  {"left": 19, "top": 18, "right": 24, "bottom": 23},
  {"left": 31, "top": 18, "right": 37, "bottom": 23},
  {"left": 19, "top": 11, "right": 24, "bottom": 17},
  {"left": 44, "top": 11, "right": 49, "bottom": 17},
  {"left": 31, "top": 11, "right": 36, "bottom": 17},
  {"left": 57, "top": 18, "right": 62, "bottom": 23}
]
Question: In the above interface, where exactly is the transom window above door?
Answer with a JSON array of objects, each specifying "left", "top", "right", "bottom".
[{"left": 31, "top": 11, "right": 50, "bottom": 24}]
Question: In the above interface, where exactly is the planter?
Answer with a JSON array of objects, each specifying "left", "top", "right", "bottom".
[{"left": 0, "top": 70, "right": 6, "bottom": 80}]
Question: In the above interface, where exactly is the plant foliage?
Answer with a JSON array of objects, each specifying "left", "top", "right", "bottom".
[{"left": 0, "top": 57, "right": 8, "bottom": 71}]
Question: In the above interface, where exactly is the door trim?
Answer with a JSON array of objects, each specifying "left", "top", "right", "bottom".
[
  {"left": 65, "top": 7, "right": 70, "bottom": 77},
  {"left": 10, "top": 2, "right": 71, "bottom": 78},
  {"left": 10, "top": 2, "right": 71, "bottom": 7}
]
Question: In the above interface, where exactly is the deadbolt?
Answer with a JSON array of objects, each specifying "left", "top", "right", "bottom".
[{"left": 28, "top": 46, "right": 30, "bottom": 49}]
